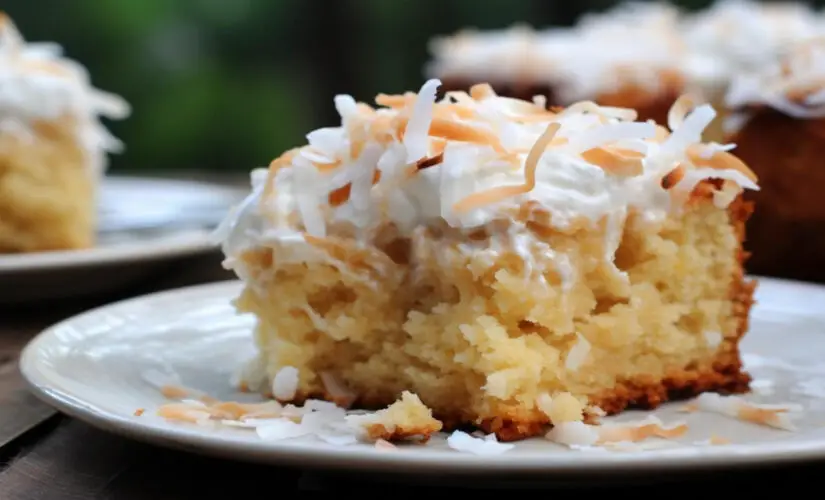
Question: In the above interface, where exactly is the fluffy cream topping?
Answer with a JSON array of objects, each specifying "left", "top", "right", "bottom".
[
  {"left": 725, "top": 37, "right": 825, "bottom": 127},
  {"left": 0, "top": 13, "right": 130, "bottom": 174},
  {"left": 684, "top": 0, "right": 824, "bottom": 76},
  {"left": 216, "top": 79, "right": 759, "bottom": 266}
]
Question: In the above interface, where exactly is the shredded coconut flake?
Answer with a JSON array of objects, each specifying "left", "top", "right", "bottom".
[
  {"left": 404, "top": 79, "right": 441, "bottom": 163},
  {"left": 446, "top": 430, "right": 515, "bottom": 455},
  {"left": 546, "top": 415, "right": 688, "bottom": 448},
  {"left": 690, "top": 393, "right": 801, "bottom": 430},
  {"left": 256, "top": 419, "right": 311, "bottom": 441},
  {"left": 272, "top": 366, "right": 299, "bottom": 401}
]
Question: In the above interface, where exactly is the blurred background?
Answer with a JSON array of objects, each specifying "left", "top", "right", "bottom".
[{"left": 8, "top": 0, "right": 823, "bottom": 177}]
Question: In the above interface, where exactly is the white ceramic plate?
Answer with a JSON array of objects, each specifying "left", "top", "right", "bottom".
[
  {"left": 0, "top": 176, "right": 245, "bottom": 303},
  {"left": 19, "top": 277, "right": 825, "bottom": 478}
]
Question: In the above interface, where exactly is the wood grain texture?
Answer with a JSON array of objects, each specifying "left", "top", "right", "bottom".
[
  {"left": 0, "top": 419, "right": 303, "bottom": 499},
  {"left": 0, "top": 360, "right": 56, "bottom": 454}
]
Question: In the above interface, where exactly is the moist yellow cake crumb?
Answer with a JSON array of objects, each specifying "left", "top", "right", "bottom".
[{"left": 348, "top": 391, "right": 443, "bottom": 442}]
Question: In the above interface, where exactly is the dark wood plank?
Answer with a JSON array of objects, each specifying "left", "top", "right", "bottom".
[
  {"left": 0, "top": 419, "right": 303, "bottom": 499},
  {"left": 0, "top": 419, "right": 143, "bottom": 499},
  {"left": 0, "top": 356, "right": 56, "bottom": 455}
]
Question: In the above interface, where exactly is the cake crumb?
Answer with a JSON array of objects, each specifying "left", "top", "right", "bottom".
[
  {"left": 536, "top": 392, "right": 585, "bottom": 424},
  {"left": 346, "top": 391, "right": 443, "bottom": 442},
  {"left": 134, "top": 408, "right": 145, "bottom": 417}
]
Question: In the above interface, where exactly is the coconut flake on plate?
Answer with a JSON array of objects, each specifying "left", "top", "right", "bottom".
[
  {"left": 546, "top": 415, "right": 688, "bottom": 449},
  {"left": 255, "top": 419, "right": 313, "bottom": 441},
  {"left": 749, "top": 378, "right": 775, "bottom": 395},
  {"left": 683, "top": 393, "right": 802, "bottom": 430},
  {"left": 446, "top": 430, "right": 515, "bottom": 456}
]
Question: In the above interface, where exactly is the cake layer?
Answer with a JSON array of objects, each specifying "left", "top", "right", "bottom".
[
  {"left": 232, "top": 194, "right": 754, "bottom": 440},
  {"left": 723, "top": 38, "right": 825, "bottom": 282}
]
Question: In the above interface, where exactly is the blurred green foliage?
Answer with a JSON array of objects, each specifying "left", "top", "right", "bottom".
[{"left": 4, "top": 0, "right": 818, "bottom": 174}]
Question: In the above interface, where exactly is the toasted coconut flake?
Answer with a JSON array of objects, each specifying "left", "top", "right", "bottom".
[
  {"left": 428, "top": 117, "right": 504, "bottom": 152},
  {"left": 453, "top": 122, "right": 560, "bottom": 213},
  {"left": 328, "top": 170, "right": 382, "bottom": 207},
  {"left": 686, "top": 144, "right": 757, "bottom": 182},
  {"left": 596, "top": 416, "right": 688, "bottom": 444},
  {"left": 661, "top": 164, "right": 686, "bottom": 190},
  {"left": 691, "top": 393, "right": 801, "bottom": 430},
  {"left": 709, "top": 434, "right": 731, "bottom": 445},
  {"left": 547, "top": 416, "right": 687, "bottom": 448},
  {"left": 667, "top": 94, "right": 699, "bottom": 131},
  {"left": 375, "top": 92, "right": 416, "bottom": 108},
  {"left": 580, "top": 146, "right": 644, "bottom": 176},
  {"left": 416, "top": 152, "right": 444, "bottom": 170},
  {"left": 160, "top": 384, "right": 190, "bottom": 400},
  {"left": 469, "top": 83, "right": 496, "bottom": 100}
]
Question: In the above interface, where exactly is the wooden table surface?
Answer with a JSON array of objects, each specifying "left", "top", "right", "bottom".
[{"left": 1, "top": 178, "right": 824, "bottom": 496}]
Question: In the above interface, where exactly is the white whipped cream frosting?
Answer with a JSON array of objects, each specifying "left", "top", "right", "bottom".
[
  {"left": 216, "top": 79, "right": 758, "bottom": 279},
  {"left": 724, "top": 38, "right": 825, "bottom": 132},
  {"left": 0, "top": 14, "right": 130, "bottom": 175}
]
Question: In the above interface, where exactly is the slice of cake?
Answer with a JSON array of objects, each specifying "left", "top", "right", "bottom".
[
  {"left": 218, "top": 78, "right": 759, "bottom": 441},
  {"left": 0, "top": 13, "right": 129, "bottom": 253},
  {"left": 723, "top": 37, "right": 825, "bottom": 282},
  {"left": 428, "top": 0, "right": 825, "bottom": 143}
]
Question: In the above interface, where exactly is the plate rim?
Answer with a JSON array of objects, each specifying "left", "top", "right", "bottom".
[
  {"left": 19, "top": 276, "right": 825, "bottom": 475},
  {"left": 0, "top": 175, "right": 245, "bottom": 273}
]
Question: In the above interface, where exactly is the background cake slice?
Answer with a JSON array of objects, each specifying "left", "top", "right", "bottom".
[
  {"left": 0, "top": 13, "right": 129, "bottom": 253},
  {"left": 218, "top": 79, "right": 759, "bottom": 441},
  {"left": 723, "top": 38, "right": 825, "bottom": 283}
]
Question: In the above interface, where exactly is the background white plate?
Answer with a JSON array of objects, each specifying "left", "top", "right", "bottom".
[
  {"left": 19, "top": 277, "right": 825, "bottom": 478},
  {"left": 0, "top": 176, "right": 246, "bottom": 303}
]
